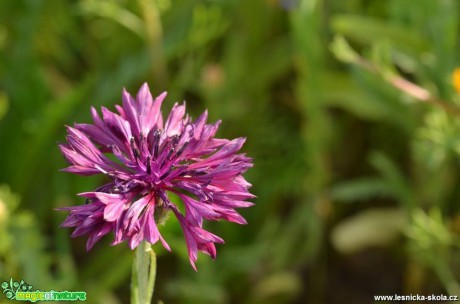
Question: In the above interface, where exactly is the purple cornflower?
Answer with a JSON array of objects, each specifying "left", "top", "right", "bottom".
[{"left": 58, "top": 83, "right": 254, "bottom": 269}]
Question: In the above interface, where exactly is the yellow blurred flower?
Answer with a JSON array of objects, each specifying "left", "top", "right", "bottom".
[
  {"left": 452, "top": 68, "right": 460, "bottom": 93},
  {"left": 0, "top": 198, "right": 6, "bottom": 224}
]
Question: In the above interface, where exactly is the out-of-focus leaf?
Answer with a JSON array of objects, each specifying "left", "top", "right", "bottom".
[
  {"left": 330, "top": 35, "right": 360, "bottom": 64},
  {"left": 188, "top": 4, "right": 229, "bottom": 49},
  {"left": 331, "top": 208, "right": 406, "bottom": 254},
  {"left": 12, "top": 78, "right": 94, "bottom": 200},
  {"left": 0, "top": 91, "right": 7, "bottom": 121},
  {"left": 369, "top": 152, "right": 413, "bottom": 209},
  {"left": 329, "top": 178, "right": 393, "bottom": 203},
  {"left": 322, "top": 71, "right": 398, "bottom": 121},
  {"left": 0, "top": 25, "right": 6, "bottom": 49},
  {"left": 78, "top": 0, "right": 145, "bottom": 37},
  {"left": 331, "top": 14, "right": 428, "bottom": 53},
  {"left": 407, "top": 208, "right": 452, "bottom": 250},
  {"left": 165, "top": 279, "right": 226, "bottom": 304},
  {"left": 250, "top": 272, "right": 302, "bottom": 304}
]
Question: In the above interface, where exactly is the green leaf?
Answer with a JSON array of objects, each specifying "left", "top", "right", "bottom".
[
  {"left": 369, "top": 152, "right": 413, "bottom": 209},
  {"left": 331, "top": 14, "right": 428, "bottom": 53},
  {"left": 331, "top": 208, "right": 406, "bottom": 254},
  {"left": 330, "top": 178, "right": 393, "bottom": 203},
  {"left": 250, "top": 272, "right": 302, "bottom": 303},
  {"left": 321, "top": 71, "right": 397, "bottom": 121}
]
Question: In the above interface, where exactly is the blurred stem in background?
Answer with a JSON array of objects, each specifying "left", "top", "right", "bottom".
[
  {"left": 290, "top": 0, "right": 330, "bottom": 302},
  {"left": 331, "top": 36, "right": 460, "bottom": 116},
  {"left": 138, "top": 0, "right": 168, "bottom": 87}
]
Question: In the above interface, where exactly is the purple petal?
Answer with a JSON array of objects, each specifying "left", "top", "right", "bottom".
[
  {"left": 136, "top": 84, "right": 166, "bottom": 135},
  {"left": 101, "top": 107, "right": 132, "bottom": 143},
  {"left": 103, "top": 200, "right": 126, "bottom": 222},
  {"left": 124, "top": 195, "right": 153, "bottom": 231},
  {"left": 86, "top": 223, "right": 112, "bottom": 250},
  {"left": 78, "top": 192, "right": 125, "bottom": 205},
  {"left": 122, "top": 88, "right": 141, "bottom": 136},
  {"left": 164, "top": 103, "right": 186, "bottom": 137}
]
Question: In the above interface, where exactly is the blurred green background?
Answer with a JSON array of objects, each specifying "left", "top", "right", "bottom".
[{"left": 2, "top": 0, "right": 460, "bottom": 303}]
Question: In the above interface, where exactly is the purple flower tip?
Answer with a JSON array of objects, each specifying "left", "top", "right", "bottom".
[{"left": 57, "top": 83, "right": 254, "bottom": 269}]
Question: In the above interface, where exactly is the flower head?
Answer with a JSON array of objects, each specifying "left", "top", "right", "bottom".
[{"left": 58, "top": 83, "right": 254, "bottom": 269}]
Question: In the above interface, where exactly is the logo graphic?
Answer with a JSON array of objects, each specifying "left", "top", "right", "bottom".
[
  {"left": 2, "top": 279, "right": 33, "bottom": 300},
  {"left": 1, "top": 278, "right": 86, "bottom": 302}
]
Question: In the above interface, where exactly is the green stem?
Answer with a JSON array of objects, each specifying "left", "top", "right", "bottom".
[
  {"left": 433, "top": 255, "right": 460, "bottom": 296},
  {"left": 138, "top": 0, "right": 168, "bottom": 87},
  {"left": 131, "top": 241, "right": 157, "bottom": 304}
]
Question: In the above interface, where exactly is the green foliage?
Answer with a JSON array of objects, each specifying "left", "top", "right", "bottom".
[{"left": 2, "top": 0, "right": 460, "bottom": 303}]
